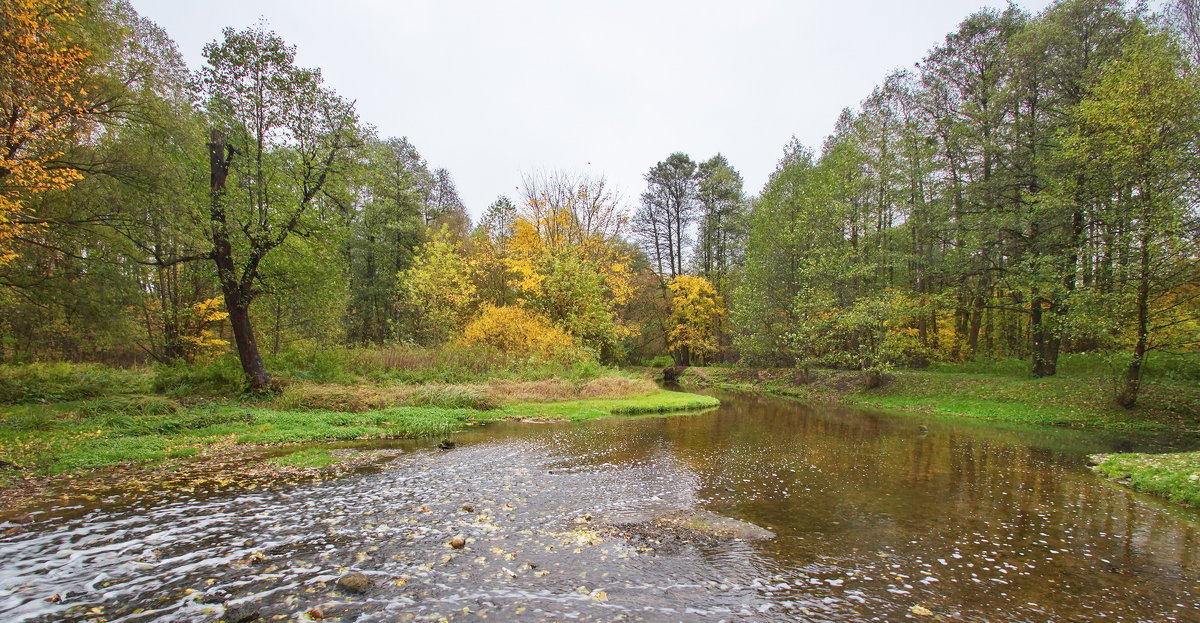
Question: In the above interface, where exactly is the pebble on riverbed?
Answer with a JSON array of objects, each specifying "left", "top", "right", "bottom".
[
  {"left": 220, "top": 603, "right": 260, "bottom": 623},
  {"left": 336, "top": 572, "right": 372, "bottom": 593}
]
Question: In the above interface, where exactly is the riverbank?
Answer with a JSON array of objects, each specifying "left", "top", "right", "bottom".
[
  {"left": 676, "top": 365, "right": 1200, "bottom": 433},
  {"left": 1089, "top": 451, "right": 1200, "bottom": 508},
  {"left": 0, "top": 362, "right": 717, "bottom": 508},
  {"left": 675, "top": 364, "right": 1200, "bottom": 508}
]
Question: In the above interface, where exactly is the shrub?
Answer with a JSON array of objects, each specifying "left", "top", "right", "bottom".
[
  {"left": 267, "top": 348, "right": 356, "bottom": 385},
  {"left": 643, "top": 355, "right": 675, "bottom": 368},
  {"left": 152, "top": 357, "right": 246, "bottom": 397},
  {"left": 0, "top": 363, "right": 148, "bottom": 404},
  {"left": 458, "top": 305, "right": 580, "bottom": 361}
]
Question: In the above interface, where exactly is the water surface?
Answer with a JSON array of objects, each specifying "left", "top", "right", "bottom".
[{"left": 2, "top": 392, "right": 1198, "bottom": 622}]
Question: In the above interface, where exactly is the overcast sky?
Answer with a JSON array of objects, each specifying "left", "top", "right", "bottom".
[{"left": 131, "top": 0, "right": 1059, "bottom": 219}]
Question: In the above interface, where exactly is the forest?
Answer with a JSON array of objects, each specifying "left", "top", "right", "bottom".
[
  {"left": 1, "top": 0, "right": 1198, "bottom": 414},
  {"left": 5, "top": 2, "right": 1200, "bottom": 621}
]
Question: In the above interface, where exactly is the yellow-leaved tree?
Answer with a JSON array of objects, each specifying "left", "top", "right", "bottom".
[
  {"left": 180, "top": 297, "right": 230, "bottom": 361},
  {"left": 666, "top": 275, "right": 723, "bottom": 365},
  {"left": 0, "top": 0, "right": 97, "bottom": 263},
  {"left": 504, "top": 211, "right": 635, "bottom": 359},
  {"left": 400, "top": 226, "right": 479, "bottom": 343}
]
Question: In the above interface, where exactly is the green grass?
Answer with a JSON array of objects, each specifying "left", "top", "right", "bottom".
[
  {"left": 406, "top": 384, "right": 498, "bottom": 410},
  {"left": 848, "top": 371, "right": 1180, "bottom": 431},
  {"left": 0, "top": 362, "right": 152, "bottom": 404},
  {"left": 270, "top": 447, "right": 339, "bottom": 468},
  {"left": 148, "top": 346, "right": 620, "bottom": 397},
  {"left": 490, "top": 390, "right": 720, "bottom": 421},
  {"left": 1090, "top": 451, "right": 1200, "bottom": 508},
  {"left": 682, "top": 365, "right": 1198, "bottom": 432},
  {"left": 0, "top": 400, "right": 475, "bottom": 475},
  {"left": 0, "top": 386, "right": 718, "bottom": 476}
]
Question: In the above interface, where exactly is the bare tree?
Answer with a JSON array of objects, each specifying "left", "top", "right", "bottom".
[{"left": 519, "top": 169, "right": 627, "bottom": 245}]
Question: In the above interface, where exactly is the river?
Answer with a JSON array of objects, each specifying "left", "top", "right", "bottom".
[{"left": 2, "top": 391, "right": 1199, "bottom": 622}]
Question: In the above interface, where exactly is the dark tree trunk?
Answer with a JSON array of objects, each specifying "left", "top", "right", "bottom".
[
  {"left": 1117, "top": 235, "right": 1152, "bottom": 409},
  {"left": 1030, "top": 293, "right": 1056, "bottom": 378},
  {"left": 209, "top": 129, "right": 271, "bottom": 392}
]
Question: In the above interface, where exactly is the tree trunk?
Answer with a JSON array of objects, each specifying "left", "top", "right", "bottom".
[
  {"left": 1117, "top": 235, "right": 1152, "bottom": 409},
  {"left": 209, "top": 129, "right": 271, "bottom": 392},
  {"left": 225, "top": 291, "right": 271, "bottom": 391},
  {"left": 1030, "top": 294, "right": 1056, "bottom": 377}
]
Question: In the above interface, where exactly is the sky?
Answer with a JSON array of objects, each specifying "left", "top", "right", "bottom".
[{"left": 130, "top": 0, "right": 1060, "bottom": 219}]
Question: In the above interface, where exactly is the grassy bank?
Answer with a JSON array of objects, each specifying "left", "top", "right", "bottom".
[
  {"left": 679, "top": 358, "right": 1199, "bottom": 433},
  {"left": 0, "top": 354, "right": 718, "bottom": 491},
  {"left": 1090, "top": 452, "right": 1200, "bottom": 508},
  {"left": 678, "top": 359, "right": 1200, "bottom": 508},
  {"left": 492, "top": 390, "right": 719, "bottom": 421}
]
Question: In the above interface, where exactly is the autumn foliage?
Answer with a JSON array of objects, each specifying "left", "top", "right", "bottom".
[
  {"left": 666, "top": 275, "right": 723, "bottom": 365},
  {"left": 458, "top": 305, "right": 578, "bottom": 361},
  {"left": 0, "top": 0, "right": 96, "bottom": 262},
  {"left": 403, "top": 184, "right": 637, "bottom": 362}
]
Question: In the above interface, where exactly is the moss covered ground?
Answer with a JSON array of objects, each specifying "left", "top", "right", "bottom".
[
  {"left": 680, "top": 362, "right": 1199, "bottom": 433},
  {"left": 0, "top": 367, "right": 716, "bottom": 488},
  {"left": 1089, "top": 451, "right": 1200, "bottom": 508}
]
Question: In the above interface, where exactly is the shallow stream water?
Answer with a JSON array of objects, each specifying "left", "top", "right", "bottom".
[{"left": 2, "top": 391, "right": 1199, "bottom": 622}]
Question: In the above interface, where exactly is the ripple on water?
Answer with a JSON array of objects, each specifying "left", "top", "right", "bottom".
[{"left": 2, "top": 393, "right": 1199, "bottom": 622}]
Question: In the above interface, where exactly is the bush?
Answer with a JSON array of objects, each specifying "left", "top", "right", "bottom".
[
  {"left": 153, "top": 357, "right": 245, "bottom": 397},
  {"left": 1145, "top": 352, "right": 1200, "bottom": 384},
  {"left": 405, "top": 384, "right": 498, "bottom": 410},
  {"left": 344, "top": 343, "right": 604, "bottom": 385},
  {"left": 458, "top": 305, "right": 580, "bottom": 361},
  {"left": 642, "top": 355, "right": 675, "bottom": 368},
  {"left": 0, "top": 363, "right": 148, "bottom": 404},
  {"left": 266, "top": 348, "right": 356, "bottom": 385}
]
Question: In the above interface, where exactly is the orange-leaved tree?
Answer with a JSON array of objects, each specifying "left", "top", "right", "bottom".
[{"left": 0, "top": 0, "right": 99, "bottom": 262}]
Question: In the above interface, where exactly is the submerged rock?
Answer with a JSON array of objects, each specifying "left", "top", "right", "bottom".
[
  {"left": 198, "top": 587, "right": 231, "bottom": 604},
  {"left": 220, "top": 603, "right": 260, "bottom": 623},
  {"left": 337, "top": 572, "right": 372, "bottom": 593},
  {"left": 651, "top": 509, "right": 775, "bottom": 541}
]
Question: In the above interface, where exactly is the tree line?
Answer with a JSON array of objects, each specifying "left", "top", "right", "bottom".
[
  {"left": 1, "top": 0, "right": 1197, "bottom": 408},
  {"left": 728, "top": 0, "right": 1200, "bottom": 406}
]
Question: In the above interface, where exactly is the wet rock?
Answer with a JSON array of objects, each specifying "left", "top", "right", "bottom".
[
  {"left": 198, "top": 588, "right": 231, "bottom": 604},
  {"left": 437, "top": 440, "right": 456, "bottom": 450},
  {"left": 448, "top": 535, "right": 466, "bottom": 549},
  {"left": 306, "top": 606, "right": 326, "bottom": 620},
  {"left": 653, "top": 509, "right": 775, "bottom": 541},
  {"left": 220, "top": 603, "right": 260, "bottom": 623},
  {"left": 244, "top": 551, "right": 268, "bottom": 565},
  {"left": 337, "top": 572, "right": 372, "bottom": 593}
]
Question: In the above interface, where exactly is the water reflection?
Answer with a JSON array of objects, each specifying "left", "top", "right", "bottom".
[{"left": 1, "top": 392, "right": 1198, "bottom": 621}]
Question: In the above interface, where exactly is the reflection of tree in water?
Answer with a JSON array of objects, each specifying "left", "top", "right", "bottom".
[{"left": 490, "top": 393, "right": 1200, "bottom": 620}]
